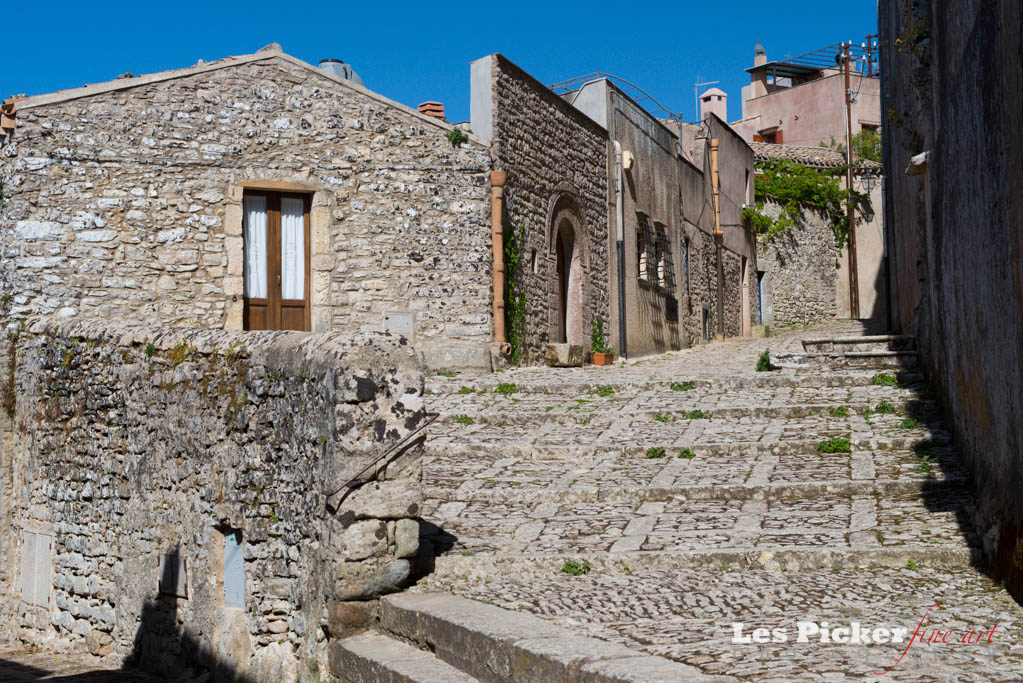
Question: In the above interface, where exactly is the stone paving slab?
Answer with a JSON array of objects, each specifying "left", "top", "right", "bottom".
[
  {"left": 0, "top": 648, "right": 162, "bottom": 681},
  {"left": 416, "top": 568, "right": 1023, "bottom": 682}
]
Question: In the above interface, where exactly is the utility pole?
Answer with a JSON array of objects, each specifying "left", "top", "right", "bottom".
[{"left": 843, "top": 42, "right": 861, "bottom": 319}]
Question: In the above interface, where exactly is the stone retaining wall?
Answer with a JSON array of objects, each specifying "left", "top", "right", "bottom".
[
  {"left": 0, "top": 318, "right": 424, "bottom": 682},
  {"left": 756, "top": 201, "right": 837, "bottom": 327}
]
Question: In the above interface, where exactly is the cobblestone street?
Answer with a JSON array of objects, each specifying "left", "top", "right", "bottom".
[{"left": 415, "top": 322, "right": 1023, "bottom": 681}]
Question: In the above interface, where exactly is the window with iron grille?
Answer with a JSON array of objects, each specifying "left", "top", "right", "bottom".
[
  {"left": 637, "top": 216, "right": 655, "bottom": 282},
  {"left": 684, "top": 237, "right": 691, "bottom": 298},
  {"left": 656, "top": 225, "right": 675, "bottom": 294}
]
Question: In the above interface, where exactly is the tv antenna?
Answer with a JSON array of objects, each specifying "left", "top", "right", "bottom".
[{"left": 694, "top": 77, "right": 720, "bottom": 122}]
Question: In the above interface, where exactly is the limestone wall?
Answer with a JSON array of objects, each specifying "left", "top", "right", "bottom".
[
  {"left": 0, "top": 317, "right": 425, "bottom": 682},
  {"left": 487, "top": 54, "right": 611, "bottom": 364},
  {"left": 0, "top": 51, "right": 492, "bottom": 368},
  {"left": 756, "top": 201, "right": 837, "bottom": 327},
  {"left": 880, "top": 0, "right": 1023, "bottom": 598}
]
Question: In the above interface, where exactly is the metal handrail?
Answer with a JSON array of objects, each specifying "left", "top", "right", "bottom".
[{"left": 323, "top": 411, "right": 438, "bottom": 499}]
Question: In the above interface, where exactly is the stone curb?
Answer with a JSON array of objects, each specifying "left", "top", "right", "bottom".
[{"left": 380, "top": 592, "right": 737, "bottom": 682}]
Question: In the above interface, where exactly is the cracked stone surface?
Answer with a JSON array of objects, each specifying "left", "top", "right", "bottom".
[{"left": 414, "top": 322, "right": 1023, "bottom": 681}]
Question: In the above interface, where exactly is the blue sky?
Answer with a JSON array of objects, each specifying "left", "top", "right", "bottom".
[{"left": 3, "top": 1, "right": 877, "bottom": 124}]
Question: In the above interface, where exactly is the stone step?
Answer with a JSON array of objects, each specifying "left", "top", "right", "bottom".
[
  {"left": 330, "top": 631, "right": 480, "bottom": 683},
  {"left": 426, "top": 370, "right": 927, "bottom": 396},
  {"left": 802, "top": 334, "right": 915, "bottom": 353},
  {"left": 774, "top": 350, "right": 920, "bottom": 370},
  {"left": 424, "top": 544, "right": 984, "bottom": 578},
  {"left": 433, "top": 399, "right": 938, "bottom": 424},
  {"left": 424, "top": 475, "right": 969, "bottom": 506},
  {"left": 379, "top": 592, "right": 735, "bottom": 682}
]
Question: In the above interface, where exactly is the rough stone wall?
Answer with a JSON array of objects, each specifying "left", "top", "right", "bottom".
[
  {"left": 880, "top": 0, "right": 1023, "bottom": 598},
  {"left": 488, "top": 55, "right": 610, "bottom": 364},
  {"left": 756, "top": 201, "right": 837, "bottom": 326},
  {"left": 0, "top": 52, "right": 492, "bottom": 368},
  {"left": 0, "top": 317, "right": 425, "bottom": 682}
]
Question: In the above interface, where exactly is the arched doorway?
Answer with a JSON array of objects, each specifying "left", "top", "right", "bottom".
[{"left": 548, "top": 200, "right": 587, "bottom": 346}]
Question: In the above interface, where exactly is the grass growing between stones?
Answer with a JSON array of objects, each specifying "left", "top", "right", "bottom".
[
  {"left": 494, "top": 382, "right": 518, "bottom": 395},
  {"left": 871, "top": 372, "right": 898, "bottom": 387},
  {"left": 593, "top": 385, "right": 614, "bottom": 397},
  {"left": 875, "top": 401, "right": 897, "bottom": 414},
  {"left": 561, "top": 560, "right": 591, "bottom": 576},
  {"left": 456, "top": 415, "right": 475, "bottom": 425},
  {"left": 653, "top": 413, "right": 671, "bottom": 423},
  {"left": 817, "top": 437, "right": 852, "bottom": 453},
  {"left": 645, "top": 446, "right": 667, "bottom": 459},
  {"left": 680, "top": 409, "right": 712, "bottom": 419},
  {"left": 669, "top": 381, "right": 695, "bottom": 391},
  {"left": 678, "top": 447, "right": 696, "bottom": 459},
  {"left": 437, "top": 370, "right": 457, "bottom": 378},
  {"left": 457, "top": 386, "right": 474, "bottom": 395},
  {"left": 828, "top": 405, "right": 850, "bottom": 418},
  {"left": 900, "top": 417, "right": 919, "bottom": 429}
]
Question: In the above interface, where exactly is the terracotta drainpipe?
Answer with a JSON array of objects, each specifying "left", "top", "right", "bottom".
[
  {"left": 490, "top": 170, "right": 508, "bottom": 344},
  {"left": 710, "top": 139, "right": 725, "bottom": 338}
]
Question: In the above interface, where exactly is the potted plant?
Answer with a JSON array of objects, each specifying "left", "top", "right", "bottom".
[{"left": 591, "top": 316, "right": 614, "bottom": 366}]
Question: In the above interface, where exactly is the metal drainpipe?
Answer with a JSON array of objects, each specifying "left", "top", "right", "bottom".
[
  {"left": 490, "top": 170, "right": 508, "bottom": 346},
  {"left": 614, "top": 142, "right": 627, "bottom": 359},
  {"left": 710, "top": 138, "right": 725, "bottom": 338}
]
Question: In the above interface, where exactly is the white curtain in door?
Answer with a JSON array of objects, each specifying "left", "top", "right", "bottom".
[
  {"left": 243, "top": 195, "right": 267, "bottom": 298},
  {"left": 281, "top": 197, "right": 305, "bottom": 300}
]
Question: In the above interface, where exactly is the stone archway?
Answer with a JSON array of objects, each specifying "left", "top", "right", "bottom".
[{"left": 547, "top": 190, "right": 589, "bottom": 346}]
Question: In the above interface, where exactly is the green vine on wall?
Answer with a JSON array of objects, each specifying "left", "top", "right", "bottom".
[
  {"left": 742, "top": 159, "right": 865, "bottom": 249},
  {"left": 503, "top": 222, "right": 527, "bottom": 364}
]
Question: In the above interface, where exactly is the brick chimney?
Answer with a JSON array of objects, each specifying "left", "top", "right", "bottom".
[{"left": 418, "top": 101, "right": 445, "bottom": 119}]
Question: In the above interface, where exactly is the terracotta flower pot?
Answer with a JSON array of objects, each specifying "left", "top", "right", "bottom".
[{"left": 592, "top": 352, "right": 614, "bottom": 366}]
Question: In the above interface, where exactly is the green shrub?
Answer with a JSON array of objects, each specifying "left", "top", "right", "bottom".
[
  {"left": 871, "top": 373, "right": 897, "bottom": 387},
  {"left": 446, "top": 127, "right": 469, "bottom": 147},
  {"left": 591, "top": 315, "right": 610, "bottom": 354},
  {"left": 678, "top": 448, "right": 696, "bottom": 459},
  {"left": 645, "top": 446, "right": 666, "bottom": 459},
  {"left": 756, "top": 349, "right": 773, "bottom": 372},
  {"left": 561, "top": 560, "right": 591, "bottom": 576},
  {"left": 817, "top": 437, "right": 852, "bottom": 453}
]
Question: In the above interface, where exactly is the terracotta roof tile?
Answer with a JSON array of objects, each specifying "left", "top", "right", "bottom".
[{"left": 751, "top": 141, "right": 882, "bottom": 172}]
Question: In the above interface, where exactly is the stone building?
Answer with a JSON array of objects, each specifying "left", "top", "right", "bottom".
[
  {"left": 879, "top": 0, "right": 1023, "bottom": 598},
  {"left": 750, "top": 142, "right": 884, "bottom": 327},
  {"left": 0, "top": 44, "right": 494, "bottom": 369},
  {"left": 472, "top": 59, "right": 759, "bottom": 360}
]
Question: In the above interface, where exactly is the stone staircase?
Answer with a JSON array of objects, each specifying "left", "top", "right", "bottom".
[
  {"left": 774, "top": 334, "right": 919, "bottom": 370},
  {"left": 333, "top": 325, "right": 1022, "bottom": 681}
]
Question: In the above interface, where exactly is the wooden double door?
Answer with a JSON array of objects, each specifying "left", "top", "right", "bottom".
[{"left": 242, "top": 191, "right": 311, "bottom": 331}]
